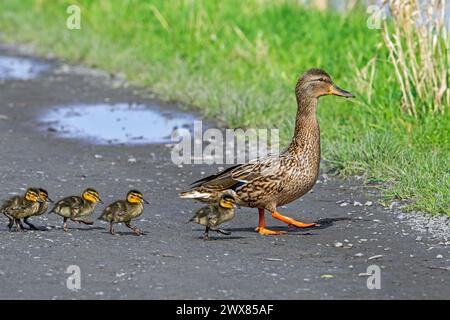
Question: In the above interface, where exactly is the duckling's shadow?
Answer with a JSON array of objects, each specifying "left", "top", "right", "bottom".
[
  {"left": 65, "top": 226, "right": 104, "bottom": 232},
  {"left": 21, "top": 226, "right": 50, "bottom": 232},
  {"left": 191, "top": 228, "right": 245, "bottom": 240},
  {"left": 100, "top": 230, "right": 147, "bottom": 236},
  {"left": 198, "top": 236, "right": 246, "bottom": 241}
]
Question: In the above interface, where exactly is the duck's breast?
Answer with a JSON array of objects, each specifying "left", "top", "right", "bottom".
[{"left": 275, "top": 153, "right": 320, "bottom": 206}]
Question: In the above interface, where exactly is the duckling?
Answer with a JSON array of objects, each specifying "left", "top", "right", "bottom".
[
  {"left": 1, "top": 188, "right": 44, "bottom": 231},
  {"left": 187, "top": 190, "right": 237, "bottom": 240},
  {"left": 98, "top": 190, "right": 149, "bottom": 236},
  {"left": 19, "top": 188, "right": 54, "bottom": 230},
  {"left": 50, "top": 188, "right": 103, "bottom": 232},
  {"left": 180, "top": 69, "right": 354, "bottom": 235}
]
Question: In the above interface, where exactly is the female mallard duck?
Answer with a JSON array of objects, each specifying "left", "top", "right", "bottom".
[
  {"left": 187, "top": 190, "right": 237, "bottom": 240},
  {"left": 180, "top": 69, "right": 354, "bottom": 235},
  {"left": 50, "top": 188, "right": 103, "bottom": 232},
  {"left": 98, "top": 190, "right": 149, "bottom": 236},
  {"left": 1, "top": 188, "right": 44, "bottom": 231}
]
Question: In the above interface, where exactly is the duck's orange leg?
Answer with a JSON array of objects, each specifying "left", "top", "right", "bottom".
[
  {"left": 271, "top": 211, "right": 318, "bottom": 228},
  {"left": 255, "top": 208, "right": 287, "bottom": 235}
]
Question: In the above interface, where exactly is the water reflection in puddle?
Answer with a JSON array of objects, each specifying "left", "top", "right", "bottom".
[
  {"left": 0, "top": 55, "right": 49, "bottom": 80},
  {"left": 40, "top": 103, "right": 198, "bottom": 145}
]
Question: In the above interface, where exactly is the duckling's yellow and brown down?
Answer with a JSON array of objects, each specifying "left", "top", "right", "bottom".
[
  {"left": 1, "top": 188, "right": 44, "bottom": 231},
  {"left": 187, "top": 190, "right": 237, "bottom": 240},
  {"left": 98, "top": 190, "right": 148, "bottom": 236},
  {"left": 50, "top": 188, "right": 102, "bottom": 232}
]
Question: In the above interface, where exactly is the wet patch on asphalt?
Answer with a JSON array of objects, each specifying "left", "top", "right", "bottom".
[
  {"left": 39, "top": 103, "right": 198, "bottom": 145},
  {"left": 0, "top": 55, "right": 50, "bottom": 80}
]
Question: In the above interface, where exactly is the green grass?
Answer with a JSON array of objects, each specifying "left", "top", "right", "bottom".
[{"left": 0, "top": 0, "right": 448, "bottom": 215}]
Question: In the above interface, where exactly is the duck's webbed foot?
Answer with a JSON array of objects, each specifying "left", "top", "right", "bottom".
[
  {"left": 271, "top": 211, "right": 319, "bottom": 228},
  {"left": 255, "top": 227, "right": 287, "bottom": 235},
  {"left": 255, "top": 208, "right": 287, "bottom": 235}
]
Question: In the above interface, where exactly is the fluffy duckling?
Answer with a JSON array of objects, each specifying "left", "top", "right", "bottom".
[
  {"left": 1, "top": 188, "right": 44, "bottom": 231},
  {"left": 18, "top": 188, "right": 54, "bottom": 230},
  {"left": 98, "top": 190, "right": 149, "bottom": 236},
  {"left": 50, "top": 188, "right": 103, "bottom": 232},
  {"left": 187, "top": 190, "right": 237, "bottom": 240}
]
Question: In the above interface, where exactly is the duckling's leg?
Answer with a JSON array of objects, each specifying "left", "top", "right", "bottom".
[
  {"left": 23, "top": 217, "right": 38, "bottom": 230},
  {"left": 255, "top": 208, "right": 287, "bottom": 235},
  {"left": 63, "top": 217, "right": 69, "bottom": 232},
  {"left": 109, "top": 222, "right": 116, "bottom": 235},
  {"left": 4, "top": 212, "right": 15, "bottom": 230},
  {"left": 203, "top": 226, "right": 210, "bottom": 240},
  {"left": 76, "top": 219, "right": 94, "bottom": 225},
  {"left": 14, "top": 219, "right": 24, "bottom": 232},
  {"left": 271, "top": 210, "right": 318, "bottom": 228},
  {"left": 18, "top": 219, "right": 26, "bottom": 230},
  {"left": 125, "top": 221, "right": 141, "bottom": 236},
  {"left": 210, "top": 227, "right": 231, "bottom": 235},
  {"left": 7, "top": 216, "right": 14, "bottom": 230}
]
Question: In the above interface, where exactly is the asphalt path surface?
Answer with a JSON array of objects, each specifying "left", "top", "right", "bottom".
[{"left": 0, "top": 46, "right": 448, "bottom": 299}]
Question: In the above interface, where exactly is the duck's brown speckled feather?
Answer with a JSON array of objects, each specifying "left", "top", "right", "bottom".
[
  {"left": 1, "top": 195, "right": 41, "bottom": 219},
  {"left": 51, "top": 195, "right": 96, "bottom": 219}
]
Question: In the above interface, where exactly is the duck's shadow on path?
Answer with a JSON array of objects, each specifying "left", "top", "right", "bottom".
[{"left": 225, "top": 217, "right": 356, "bottom": 235}]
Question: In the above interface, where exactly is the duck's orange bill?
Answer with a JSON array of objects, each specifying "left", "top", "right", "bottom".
[{"left": 329, "top": 85, "right": 355, "bottom": 98}]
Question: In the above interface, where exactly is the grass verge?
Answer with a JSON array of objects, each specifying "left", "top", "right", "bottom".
[{"left": 0, "top": 0, "right": 448, "bottom": 215}]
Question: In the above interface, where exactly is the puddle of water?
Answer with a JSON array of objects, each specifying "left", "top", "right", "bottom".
[
  {"left": 0, "top": 55, "right": 49, "bottom": 80},
  {"left": 40, "top": 103, "right": 198, "bottom": 145}
]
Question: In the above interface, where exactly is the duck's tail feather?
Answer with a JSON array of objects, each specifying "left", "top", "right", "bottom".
[{"left": 179, "top": 190, "right": 211, "bottom": 200}]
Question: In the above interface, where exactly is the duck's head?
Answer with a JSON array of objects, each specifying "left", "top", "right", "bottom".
[
  {"left": 38, "top": 188, "right": 54, "bottom": 203},
  {"left": 25, "top": 188, "right": 43, "bottom": 203},
  {"left": 295, "top": 69, "right": 355, "bottom": 100},
  {"left": 82, "top": 188, "right": 103, "bottom": 204},
  {"left": 219, "top": 190, "right": 237, "bottom": 209},
  {"left": 126, "top": 190, "right": 149, "bottom": 204}
]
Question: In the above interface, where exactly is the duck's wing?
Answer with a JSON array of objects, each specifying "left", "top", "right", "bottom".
[
  {"left": 51, "top": 196, "right": 83, "bottom": 215},
  {"left": 187, "top": 204, "right": 216, "bottom": 223},
  {"left": 1, "top": 196, "right": 20, "bottom": 212},
  {"left": 190, "top": 155, "right": 281, "bottom": 191},
  {"left": 99, "top": 201, "right": 121, "bottom": 220}
]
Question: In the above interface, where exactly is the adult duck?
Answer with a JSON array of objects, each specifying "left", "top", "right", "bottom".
[{"left": 180, "top": 69, "right": 354, "bottom": 235}]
